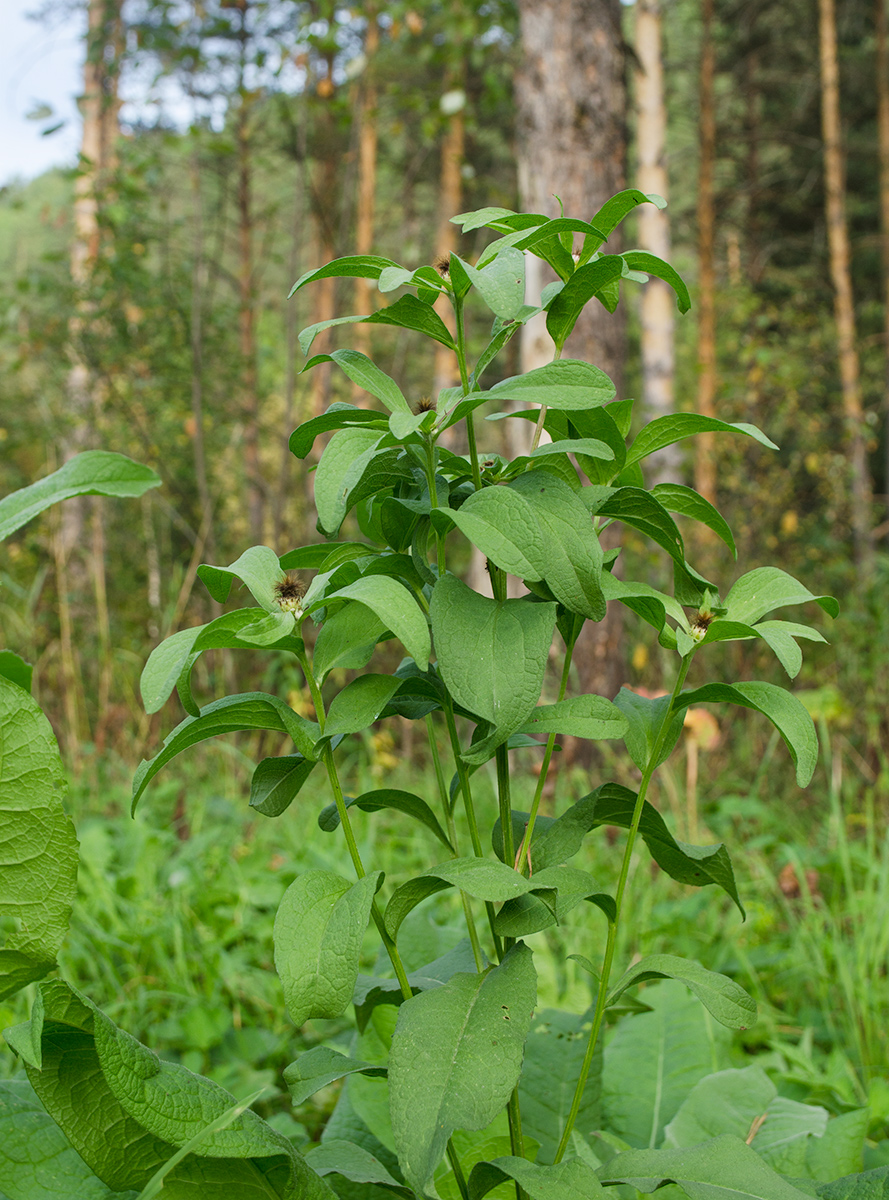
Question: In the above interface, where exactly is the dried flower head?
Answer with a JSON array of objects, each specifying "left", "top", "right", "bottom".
[
  {"left": 411, "top": 395, "right": 437, "bottom": 415},
  {"left": 433, "top": 254, "right": 451, "bottom": 279},
  {"left": 274, "top": 571, "right": 306, "bottom": 614}
]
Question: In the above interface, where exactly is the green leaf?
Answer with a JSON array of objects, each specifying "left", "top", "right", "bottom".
[
  {"left": 326, "top": 576, "right": 430, "bottom": 670},
  {"left": 132, "top": 693, "right": 319, "bottom": 814},
  {"left": 0, "top": 1077, "right": 129, "bottom": 1199},
  {"left": 509, "top": 471, "right": 605, "bottom": 620},
  {"left": 599, "top": 1135, "right": 815, "bottom": 1198},
  {"left": 612, "top": 687, "right": 686, "bottom": 772},
  {"left": 518, "top": 1009, "right": 602, "bottom": 1165},
  {"left": 608, "top": 955, "right": 756, "bottom": 1030},
  {"left": 140, "top": 609, "right": 301, "bottom": 715},
  {"left": 818, "top": 1166, "right": 889, "bottom": 1198},
  {"left": 274, "top": 870, "right": 382, "bottom": 1027},
  {"left": 723, "top": 567, "right": 839, "bottom": 623},
  {"left": 589, "top": 190, "right": 667, "bottom": 245},
  {"left": 530, "top": 782, "right": 743, "bottom": 915},
  {"left": 280, "top": 541, "right": 374, "bottom": 570},
  {"left": 388, "top": 943, "right": 537, "bottom": 1196},
  {"left": 299, "top": 314, "right": 370, "bottom": 356},
  {"left": 625, "top": 415, "right": 778, "bottom": 469},
  {"left": 384, "top": 858, "right": 541, "bottom": 940},
  {"left": 456, "top": 248, "right": 526, "bottom": 319},
  {"left": 13, "top": 980, "right": 333, "bottom": 1198},
  {"left": 284, "top": 1049, "right": 388, "bottom": 1107},
  {"left": 0, "top": 651, "right": 32, "bottom": 693},
  {"left": 314, "top": 603, "right": 388, "bottom": 680},
  {"left": 353, "top": 941, "right": 483, "bottom": 1029},
  {"left": 493, "top": 865, "right": 613, "bottom": 937},
  {"left": 290, "top": 255, "right": 402, "bottom": 296},
  {"left": 321, "top": 674, "right": 402, "bottom": 740},
  {"left": 591, "top": 487, "right": 686, "bottom": 564},
  {"left": 0, "top": 678, "right": 77, "bottom": 1001},
  {"left": 249, "top": 755, "right": 318, "bottom": 818},
  {"left": 289, "top": 404, "right": 388, "bottom": 459},
  {"left": 364, "top": 294, "right": 457, "bottom": 349},
  {"left": 303, "top": 350, "right": 411, "bottom": 416},
  {"left": 197, "top": 545, "right": 284, "bottom": 609},
  {"left": 487, "top": 359, "right": 616, "bottom": 411},
  {"left": 520, "top": 695, "right": 628, "bottom": 741},
  {"left": 313, "top": 428, "right": 387, "bottom": 536},
  {"left": 652, "top": 483, "right": 737, "bottom": 557},
  {"left": 601, "top": 574, "right": 689, "bottom": 636},
  {"left": 621, "top": 251, "right": 691, "bottom": 312},
  {"left": 675, "top": 681, "right": 818, "bottom": 786},
  {"left": 318, "top": 788, "right": 453, "bottom": 852},
  {"left": 303, "top": 1139, "right": 411, "bottom": 1196},
  {"left": 0, "top": 451, "right": 160, "bottom": 543},
  {"left": 545, "top": 257, "right": 625, "bottom": 347},
  {"left": 430, "top": 574, "right": 556, "bottom": 762},
  {"left": 806, "top": 1109, "right": 869, "bottom": 1183},
  {"left": 602, "top": 980, "right": 733, "bottom": 1150},
  {"left": 700, "top": 619, "right": 827, "bottom": 681},
  {"left": 530, "top": 438, "right": 614, "bottom": 462},
  {"left": 468, "top": 1157, "right": 605, "bottom": 1199},
  {"left": 432, "top": 487, "right": 548, "bottom": 580}
]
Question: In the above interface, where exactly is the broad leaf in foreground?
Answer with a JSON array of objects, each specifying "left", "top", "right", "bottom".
[
  {"left": 388, "top": 944, "right": 536, "bottom": 1196},
  {"left": 0, "top": 678, "right": 77, "bottom": 1001},
  {"left": 468, "top": 1156, "right": 605, "bottom": 1199},
  {"left": 607, "top": 955, "right": 756, "bottom": 1030}
]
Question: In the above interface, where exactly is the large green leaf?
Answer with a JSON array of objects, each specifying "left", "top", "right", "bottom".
[
  {"left": 249, "top": 755, "right": 319, "bottom": 818},
  {"left": 621, "top": 251, "right": 691, "bottom": 312},
  {"left": 723, "top": 567, "right": 839, "bottom": 623},
  {"left": 468, "top": 1157, "right": 605, "bottom": 1199},
  {"left": 140, "top": 609, "right": 302, "bottom": 715},
  {"left": 383, "top": 858, "right": 540, "bottom": 940},
  {"left": 651, "top": 484, "right": 737, "bottom": 557},
  {"left": 612, "top": 687, "right": 686, "bottom": 772},
  {"left": 0, "top": 651, "right": 32, "bottom": 693},
  {"left": 326, "top": 576, "right": 430, "bottom": 670},
  {"left": 352, "top": 941, "right": 483, "bottom": 1029},
  {"left": 509, "top": 471, "right": 605, "bottom": 620},
  {"left": 589, "top": 190, "right": 666, "bottom": 244},
  {"left": 599, "top": 1135, "right": 815, "bottom": 1199},
  {"left": 196, "top": 544, "right": 284, "bottom": 608},
  {"left": 675, "top": 681, "right": 818, "bottom": 787},
  {"left": 131, "top": 693, "right": 319, "bottom": 813},
  {"left": 607, "top": 955, "right": 756, "bottom": 1030},
  {"left": 528, "top": 783, "right": 743, "bottom": 914},
  {"left": 456, "top": 248, "right": 526, "bottom": 319},
  {"left": 303, "top": 1139, "right": 411, "bottom": 1197},
  {"left": 7, "top": 981, "right": 333, "bottom": 1198},
  {"left": 486, "top": 360, "right": 616, "bottom": 410},
  {"left": 274, "top": 870, "right": 382, "bottom": 1027},
  {"left": 625, "top": 415, "right": 778, "bottom": 469},
  {"left": 432, "top": 487, "right": 547, "bottom": 580},
  {"left": 0, "top": 678, "right": 77, "bottom": 1001},
  {"left": 313, "top": 602, "right": 388, "bottom": 680},
  {"left": 0, "top": 452, "right": 160, "bottom": 543},
  {"left": 289, "top": 404, "right": 388, "bottom": 459},
  {"left": 430, "top": 574, "right": 556, "bottom": 762},
  {"left": 493, "top": 865, "right": 613, "bottom": 936},
  {"left": 321, "top": 674, "right": 402, "bottom": 740},
  {"left": 602, "top": 980, "right": 732, "bottom": 1149},
  {"left": 591, "top": 487, "right": 686, "bottom": 565},
  {"left": 365, "top": 294, "right": 457, "bottom": 349},
  {"left": 520, "top": 695, "right": 628, "bottom": 741},
  {"left": 818, "top": 1166, "right": 889, "bottom": 1198},
  {"left": 313, "top": 428, "right": 388, "bottom": 536},
  {"left": 388, "top": 944, "right": 537, "bottom": 1196},
  {"left": 0, "top": 1077, "right": 130, "bottom": 1199},
  {"left": 519, "top": 1010, "right": 602, "bottom": 1165},
  {"left": 302, "top": 349, "right": 411, "bottom": 415}
]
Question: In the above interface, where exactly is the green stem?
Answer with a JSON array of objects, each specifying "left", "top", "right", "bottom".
[
  {"left": 507, "top": 1087, "right": 528, "bottom": 1195},
  {"left": 424, "top": 434, "right": 447, "bottom": 574},
  {"left": 443, "top": 697, "right": 504, "bottom": 962},
  {"left": 529, "top": 345, "right": 562, "bottom": 453},
  {"left": 454, "top": 294, "right": 482, "bottom": 491},
  {"left": 553, "top": 652, "right": 694, "bottom": 1163},
  {"left": 515, "top": 629, "right": 578, "bottom": 872},
  {"left": 446, "top": 1141, "right": 470, "bottom": 1200},
  {"left": 427, "top": 715, "right": 485, "bottom": 973}
]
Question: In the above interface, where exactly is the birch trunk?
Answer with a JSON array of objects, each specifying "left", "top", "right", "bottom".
[
  {"left": 433, "top": 93, "right": 465, "bottom": 400},
  {"left": 354, "top": 8, "right": 379, "bottom": 369},
  {"left": 819, "top": 0, "right": 874, "bottom": 569},
  {"left": 635, "top": 0, "right": 679, "bottom": 486}
]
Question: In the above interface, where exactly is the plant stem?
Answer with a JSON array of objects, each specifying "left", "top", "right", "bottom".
[
  {"left": 515, "top": 629, "right": 578, "bottom": 872},
  {"left": 446, "top": 1141, "right": 471, "bottom": 1200},
  {"left": 552, "top": 652, "right": 694, "bottom": 1163},
  {"left": 443, "top": 697, "right": 504, "bottom": 961},
  {"left": 454, "top": 294, "right": 482, "bottom": 490},
  {"left": 424, "top": 434, "right": 447, "bottom": 573},
  {"left": 529, "top": 345, "right": 562, "bottom": 453},
  {"left": 427, "top": 714, "right": 485, "bottom": 972}
]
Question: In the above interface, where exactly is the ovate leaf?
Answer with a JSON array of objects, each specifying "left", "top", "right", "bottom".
[
  {"left": 327, "top": 576, "right": 430, "bottom": 670},
  {"left": 249, "top": 755, "right": 318, "bottom": 818},
  {"left": 723, "top": 567, "right": 839, "bottom": 623},
  {"left": 303, "top": 350, "right": 411, "bottom": 416},
  {"left": 520, "top": 695, "right": 628, "bottom": 742},
  {"left": 274, "top": 871, "right": 382, "bottom": 1027},
  {"left": 321, "top": 674, "right": 402, "bottom": 740},
  {"left": 607, "top": 955, "right": 756, "bottom": 1030},
  {"left": 625, "top": 415, "right": 777, "bottom": 469},
  {"left": 468, "top": 1156, "right": 605, "bottom": 1199},
  {"left": 284, "top": 1049, "right": 387, "bottom": 1107},
  {"left": 487, "top": 360, "right": 616, "bottom": 411},
  {"left": 290, "top": 255, "right": 402, "bottom": 297}
]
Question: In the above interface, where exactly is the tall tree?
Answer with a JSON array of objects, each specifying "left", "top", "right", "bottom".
[
  {"left": 515, "top": 0, "right": 627, "bottom": 714},
  {"left": 695, "top": 0, "right": 718, "bottom": 508},
  {"left": 876, "top": 0, "right": 889, "bottom": 536},
  {"left": 354, "top": 5, "right": 380, "bottom": 365},
  {"left": 635, "top": 0, "right": 680, "bottom": 486},
  {"left": 819, "top": 0, "right": 873, "bottom": 569}
]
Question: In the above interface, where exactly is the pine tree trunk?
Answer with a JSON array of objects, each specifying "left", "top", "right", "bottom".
[
  {"left": 516, "top": 0, "right": 627, "bottom": 730},
  {"left": 819, "top": 0, "right": 874, "bottom": 569},
  {"left": 433, "top": 92, "right": 465, "bottom": 400},
  {"left": 876, "top": 0, "right": 889, "bottom": 538},
  {"left": 354, "top": 7, "right": 379, "bottom": 369},
  {"left": 310, "top": 57, "right": 339, "bottom": 418},
  {"left": 695, "top": 0, "right": 717, "bottom": 508},
  {"left": 635, "top": 0, "right": 679, "bottom": 486}
]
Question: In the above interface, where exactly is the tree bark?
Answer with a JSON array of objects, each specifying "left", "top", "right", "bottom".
[
  {"left": 433, "top": 89, "right": 465, "bottom": 400},
  {"left": 310, "top": 55, "right": 339, "bottom": 417},
  {"left": 516, "top": 0, "right": 627, "bottom": 722},
  {"left": 819, "top": 0, "right": 874, "bottom": 570},
  {"left": 354, "top": 7, "right": 380, "bottom": 368},
  {"left": 876, "top": 0, "right": 889, "bottom": 539},
  {"left": 695, "top": 0, "right": 718, "bottom": 508},
  {"left": 635, "top": 0, "right": 680, "bottom": 486}
]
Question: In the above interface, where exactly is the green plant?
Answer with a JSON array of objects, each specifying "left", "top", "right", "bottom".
[{"left": 4, "top": 197, "right": 877, "bottom": 1200}]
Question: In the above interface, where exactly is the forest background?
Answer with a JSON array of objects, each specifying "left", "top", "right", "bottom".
[{"left": 3, "top": 0, "right": 889, "bottom": 1155}]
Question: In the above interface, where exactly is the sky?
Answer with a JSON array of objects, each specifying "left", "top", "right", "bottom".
[{"left": 0, "top": 0, "right": 84, "bottom": 188}]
